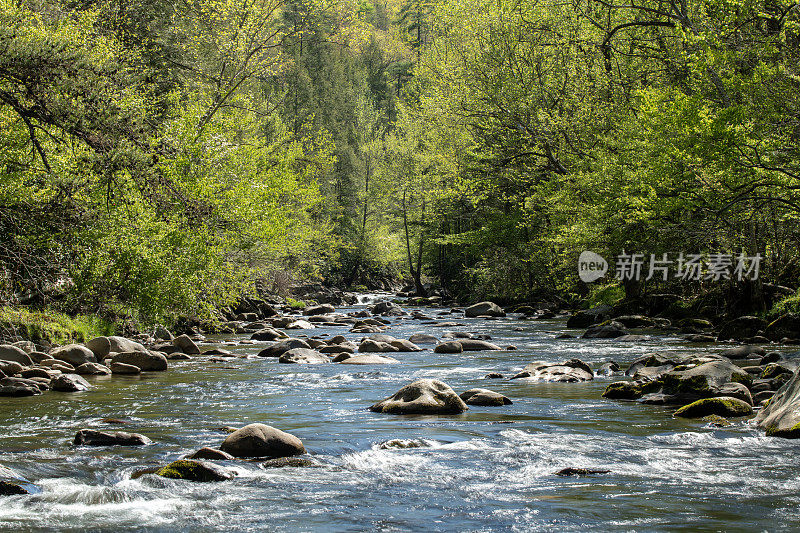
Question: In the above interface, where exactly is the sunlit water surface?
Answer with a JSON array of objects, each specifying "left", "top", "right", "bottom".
[{"left": 2, "top": 302, "right": 799, "bottom": 532}]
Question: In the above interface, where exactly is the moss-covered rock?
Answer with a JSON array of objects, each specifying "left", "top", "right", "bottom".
[
  {"left": 701, "top": 414, "right": 732, "bottom": 427},
  {"left": 757, "top": 370, "right": 800, "bottom": 438},
  {"left": 602, "top": 381, "right": 643, "bottom": 400},
  {"left": 261, "top": 457, "right": 318, "bottom": 468},
  {"left": 155, "top": 460, "right": 233, "bottom": 482},
  {"left": 674, "top": 397, "right": 753, "bottom": 418}
]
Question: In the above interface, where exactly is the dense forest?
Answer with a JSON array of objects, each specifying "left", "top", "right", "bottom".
[{"left": 2, "top": 0, "right": 799, "bottom": 327}]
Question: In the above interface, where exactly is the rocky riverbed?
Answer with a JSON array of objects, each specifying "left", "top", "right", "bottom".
[{"left": 2, "top": 296, "right": 800, "bottom": 531}]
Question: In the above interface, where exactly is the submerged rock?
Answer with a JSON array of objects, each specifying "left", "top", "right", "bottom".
[
  {"left": 459, "top": 388, "right": 512, "bottom": 406},
  {"left": 74, "top": 429, "right": 151, "bottom": 446},
  {"left": 370, "top": 379, "right": 468, "bottom": 415},
  {"left": 261, "top": 457, "right": 318, "bottom": 468},
  {"left": 155, "top": 460, "right": 233, "bottom": 482},
  {"left": 220, "top": 423, "right": 306, "bottom": 458},
  {"left": 110, "top": 362, "right": 141, "bottom": 375},
  {"left": 555, "top": 467, "right": 611, "bottom": 476},
  {"left": 339, "top": 354, "right": 398, "bottom": 365},
  {"left": 0, "top": 480, "right": 29, "bottom": 495},
  {"left": 673, "top": 397, "right": 753, "bottom": 418}
]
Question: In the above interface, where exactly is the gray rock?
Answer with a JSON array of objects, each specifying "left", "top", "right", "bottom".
[
  {"left": 512, "top": 361, "right": 593, "bottom": 382},
  {"left": 257, "top": 338, "right": 311, "bottom": 357},
  {"left": 75, "top": 362, "right": 112, "bottom": 376},
  {"left": 107, "top": 336, "right": 148, "bottom": 354},
  {"left": 154, "top": 325, "right": 173, "bottom": 341},
  {"left": 278, "top": 348, "right": 329, "bottom": 364},
  {"left": 359, "top": 339, "right": 399, "bottom": 353},
  {"left": 50, "top": 344, "right": 97, "bottom": 366},
  {"left": 408, "top": 334, "right": 437, "bottom": 344},
  {"left": 250, "top": 328, "right": 283, "bottom": 341},
  {"left": 459, "top": 388, "right": 512, "bottom": 406},
  {"left": 433, "top": 341, "right": 463, "bottom": 354},
  {"left": 220, "top": 423, "right": 306, "bottom": 458},
  {"left": 457, "top": 339, "right": 502, "bottom": 351},
  {"left": 464, "top": 301, "right": 506, "bottom": 318},
  {"left": 757, "top": 370, "right": 800, "bottom": 437},
  {"left": 720, "top": 345, "right": 766, "bottom": 359},
  {"left": 111, "top": 362, "right": 141, "bottom": 374},
  {"left": 109, "top": 351, "right": 168, "bottom": 371},
  {"left": 369, "top": 379, "right": 468, "bottom": 414},
  {"left": 389, "top": 339, "right": 421, "bottom": 352},
  {"left": 304, "top": 304, "right": 335, "bottom": 316},
  {"left": 185, "top": 447, "right": 234, "bottom": 460}
]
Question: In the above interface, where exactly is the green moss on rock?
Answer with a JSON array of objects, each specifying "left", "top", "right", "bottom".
[
  {"left": 602, "top": 381, "right": 643, "bottom": 400},
  {"left": 674, "top": 397, "right": 753, "bottom": 418},
  {"left": 155, "top": 460, "right": 232, "bottom": 482}
]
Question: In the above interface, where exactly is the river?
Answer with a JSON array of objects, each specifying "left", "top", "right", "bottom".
[{"left": 1, "top": 300, "right": 799, "bottom": 531}]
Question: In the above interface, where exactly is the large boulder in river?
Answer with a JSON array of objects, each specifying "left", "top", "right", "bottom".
[
  {"left": 674, "top": 397, "right": 753, "bottom": 418},
  {"left": 257, "top": 338, "right": 311, "bottom": 357},
  {"left": 50, "top": 344, "right": 97, "bottom": 366},
  {"left": 220, "top": 423, "right": 306, "bottom": 458},
  {"left": 409, "top": 333, "right": 437, "bottom": 345},
  {"left": 173, "top": 334, "right": 200, "bottom": 355},
  {"left": 717, "top": 316, "right": 766, "bottom": 341},
  {"left": 459, "top": 388, "right": 512, "bottom": 406},
  {"left": 370, "top": 379, "right": 468, "bottom": 415},
  {"left": 0, "top": 345, "right": 33, "bottom": 366},
  {"left": 250, "top": 328, "right": 283, "bottom": 341},
  {"left": 757, "top": 370, "right": 800, "bottom": 438},
  {"left": 74, "top": 429, "right": 151, "bottom": 446},
  {"left": 389, "top": 339, "right": 422, "bottom": 352},
  {"left": 109, "top": 351, "right": 168, "bottom": 371},
  {"left": 278, "top": 348, "right": 329, "bottom": 364},
  {"left": 155, "top": 460, "right": 233, "bottom": 482},
  {"left": 464, "top": 301, "right": 506, "bottom": 318},
  {"left": 52, "top": 373, "right": 92, "bottom": 392},
  {"left": 625, "top": 359, "right": 753, "bottom": 405}
]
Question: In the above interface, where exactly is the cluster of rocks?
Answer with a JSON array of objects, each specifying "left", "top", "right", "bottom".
[
  {"left": 0, "top": 333, "right": 204, "bottom": 398},
  {"left": 565, "top": 303, "right": 800, "bottom": 345}
]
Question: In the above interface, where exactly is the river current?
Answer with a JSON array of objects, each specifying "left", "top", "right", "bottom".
[{"left": 1, "top": 299, "right": 799, "bottom": 532}]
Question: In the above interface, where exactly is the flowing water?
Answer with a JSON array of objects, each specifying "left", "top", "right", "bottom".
[{"left": 1, "top": 302, "right": 799, "bottom": 532}]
